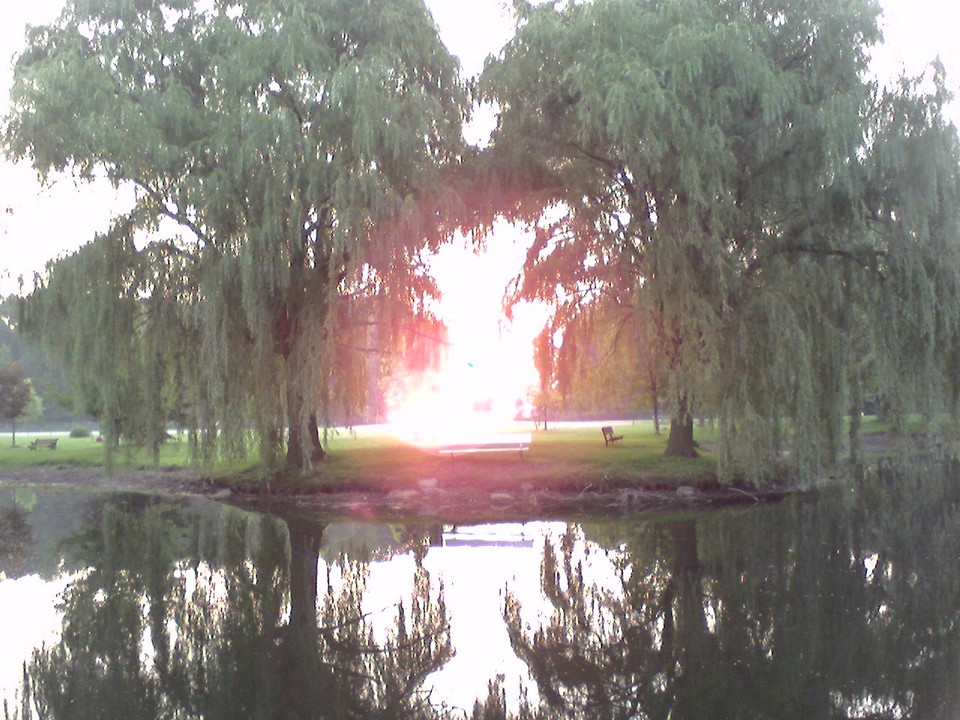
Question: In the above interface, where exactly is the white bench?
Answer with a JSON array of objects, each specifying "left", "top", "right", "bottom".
[{"left": 434, "top": 433, "right": 531, "bottom": 458}]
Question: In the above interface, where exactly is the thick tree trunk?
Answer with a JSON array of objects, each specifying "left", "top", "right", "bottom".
[
  {"left": 875, "top": 394, "right": 890, "bottom": 423},
  {"left": 286, "top": 413, "right": 303, "bottom": 471},
  {"left": 307, "top": 412, "right": 326, "bottom": 461},
  {"left": 664, "top": 392, "right": 697, "bottom": 458},
  {"left": 285, "top": 391, "right": 326, "bottom": 471},
  {"left": 277, "top": 298, "right": 327, "bottom": 471}
]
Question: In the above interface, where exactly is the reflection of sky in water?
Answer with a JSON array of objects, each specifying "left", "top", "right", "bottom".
[
  {"left": 339, "top": 522, "right": 572, "bottom": 713},
  {"left": 0, "top": 573, "right": 72, "bottom": 706},
  {"left": 356, "top": 521, "right": 627, "bottom": 714},
  {"left": 0, "top": 517, "right": 614, "bottom": 713},
  {"left": 0, "top": 512, "right": 571, "bottom": 712},
  {"left": 3, "top": 473, "right": 960, "bottom": 719}
]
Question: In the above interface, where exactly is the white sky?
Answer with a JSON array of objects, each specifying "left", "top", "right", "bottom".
[{"left": 0, "top": 0, "right": 959, "bottom": 296}]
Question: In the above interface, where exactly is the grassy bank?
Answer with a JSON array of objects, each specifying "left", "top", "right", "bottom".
[
  {"left": 0, "top": 421, "right": 719, "bottom": 491},
  {"left": 0, "top": 433, "right": 192, "bottom": 470},
  {"left": 310, "top": 421, "right": 720, "bottom": 492},
  {"left": 0, "top": 416, "right": 904, "bottom": 493}
]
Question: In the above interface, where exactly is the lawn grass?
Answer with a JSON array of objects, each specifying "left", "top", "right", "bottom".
[
  {"left": 511, "top": 422, "right": 717, "bottom": 480},
  {"left": 271, "top": 420, "right": 719, "bottom": 492},
  {"left": 0, "top": 420, "right": 719, "bottom": 491},
  {"left": 3, "top": 416, "right": 914, "bottom": 492},
  {"left": 0, "top": 433, "right": 194, "bottom": 470}
]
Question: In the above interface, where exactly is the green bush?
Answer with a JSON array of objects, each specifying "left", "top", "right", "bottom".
[{"left": 69, "top": 426, "right": 92, "bottom": 438}]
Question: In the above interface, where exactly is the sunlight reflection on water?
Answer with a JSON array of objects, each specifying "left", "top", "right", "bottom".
[{"left": 3, "top": 467, "right": 960, "bottom": 718}]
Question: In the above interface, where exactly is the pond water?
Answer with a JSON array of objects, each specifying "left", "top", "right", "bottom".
[{"left": 2, "top": 460, "right": 960, "bottom": 719}]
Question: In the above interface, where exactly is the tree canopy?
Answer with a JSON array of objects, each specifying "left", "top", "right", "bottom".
[
  {"left": 7, "top": 0, "right": 960, "bottom": 483},
  {"left": 5, "top": 0, "right": 467, "bottom": 468},
  {"left": 481, "top": 0, "right": 960, "bottom": 481}
]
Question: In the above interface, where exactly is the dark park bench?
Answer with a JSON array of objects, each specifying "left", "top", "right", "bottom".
[
  {"left": 601, "top": 426, "right": 624, "bottom": 446},
  {"left": 29, "top": 438, "right": 58, "bottom": 450}
]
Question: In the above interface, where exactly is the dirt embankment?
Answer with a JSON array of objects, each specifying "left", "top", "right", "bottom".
[{"left": 0, "top": 461, "right": 796, "bottom": 521}]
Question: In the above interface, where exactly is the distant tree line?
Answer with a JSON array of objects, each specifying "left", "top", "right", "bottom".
[{"left": 5, "top": 0, "right": 960, "bottom": 482}]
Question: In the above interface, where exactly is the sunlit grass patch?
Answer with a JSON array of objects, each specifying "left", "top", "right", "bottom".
[
  {"left": 1, "top": 421, "right": 719, "bottom": 489},
  {"left": 523, "top": 421, "right": 717, "bottom": 482},
  {"left": 293, "top": 420, "right": 718, "bottom": 491}
]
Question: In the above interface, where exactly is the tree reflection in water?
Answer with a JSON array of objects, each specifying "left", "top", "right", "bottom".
[
  {"left": 6, "top": 461, "right": 960, "bottom": 720},
  {"left": 474, "top": 460, "right": 960, "bottom": 719},
  {"left": 6, "top": 498, "right": 451, "bottom": 720},
  {"left": 0, "top": 506, "right": 32, "bottom": 580}
]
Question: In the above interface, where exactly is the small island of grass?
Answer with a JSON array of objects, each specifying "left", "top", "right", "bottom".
[{"left": 0, "top": 416, "right": 917, "bottom": 519}]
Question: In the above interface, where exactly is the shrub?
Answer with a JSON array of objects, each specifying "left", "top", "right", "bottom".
[{"left": 69, "top": 426, "right": 91, "bottom": 438}]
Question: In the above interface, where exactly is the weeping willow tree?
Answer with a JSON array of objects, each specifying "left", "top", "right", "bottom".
[
  {"left": 482, "top": 0, "right": 960, "bottom": 482},
  {"left": 4, "top": 0, "right": 466, "bottom": 469},
  {"left": 518, "top": 272, "right": 661, "bottom": 425}
]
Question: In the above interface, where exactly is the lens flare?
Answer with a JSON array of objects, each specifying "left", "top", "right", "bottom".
[{"left": 387, "top": 229, "right": 547, "bottom": 449}]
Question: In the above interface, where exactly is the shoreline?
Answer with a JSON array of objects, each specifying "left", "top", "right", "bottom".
[
  {"left": 0, "top": 428, "right": 913, "bottom": 520},
  {"left": 0, "top": 462, "right": 800, "bottom": 521}
]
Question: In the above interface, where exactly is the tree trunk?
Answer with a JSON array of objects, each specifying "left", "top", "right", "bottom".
[
  {"left": 285, "top": 382, "right": 327, "bottom": 470},
  {"left": 308, "top": 412, "right": 326, "bottom": 461},
  {"left": 286, "top": 407, "right": 304, "bottom": 471},
  {"left": 650, "top": 370, "right": 661, "bottom": 435},
  {"left": 10, "top": 418, "right": 15, "bottom": 448},
  {"left": 875, "top": 394, "right": 890, "bottom": 423},
  {"left": 664, "top": 392, "right": 697, "bottom": 458},
  {"left": 536, "top": 399, "right": 548, "bottom": 431}
]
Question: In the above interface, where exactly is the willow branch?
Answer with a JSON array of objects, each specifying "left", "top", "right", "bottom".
[
  {"left": 133, "top": 178, "right": 211, "bottom": 245},
  {"left": 746, "top": 244, "right": 887, "bottom": 280}
]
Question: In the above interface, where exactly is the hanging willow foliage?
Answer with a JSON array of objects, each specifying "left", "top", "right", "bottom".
[
  {"left": 486, "top": 0, "right": 960, "bottom": 483},
  {"left": 5, "top": 0, "right": 467, "bottom": 471}
]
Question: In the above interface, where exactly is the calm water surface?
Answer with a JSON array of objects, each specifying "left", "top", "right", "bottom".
[{"left": 1, "top": 460, "right": 959, "bottom": 719}]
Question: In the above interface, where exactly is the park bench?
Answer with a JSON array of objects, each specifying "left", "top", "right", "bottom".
[
  {"left": 436, "top": 433, "right": 531, "bottom": 458},
  {"left": 29, "top": 438, "right": 58, "bottom": 450},
  {"left": 601, "top": 426, "right": 624, "bottom": 446}
]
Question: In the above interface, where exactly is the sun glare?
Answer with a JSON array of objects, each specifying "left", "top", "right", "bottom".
[{"left": 387, "top": 225, "right": 548, "bottom": 448}]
